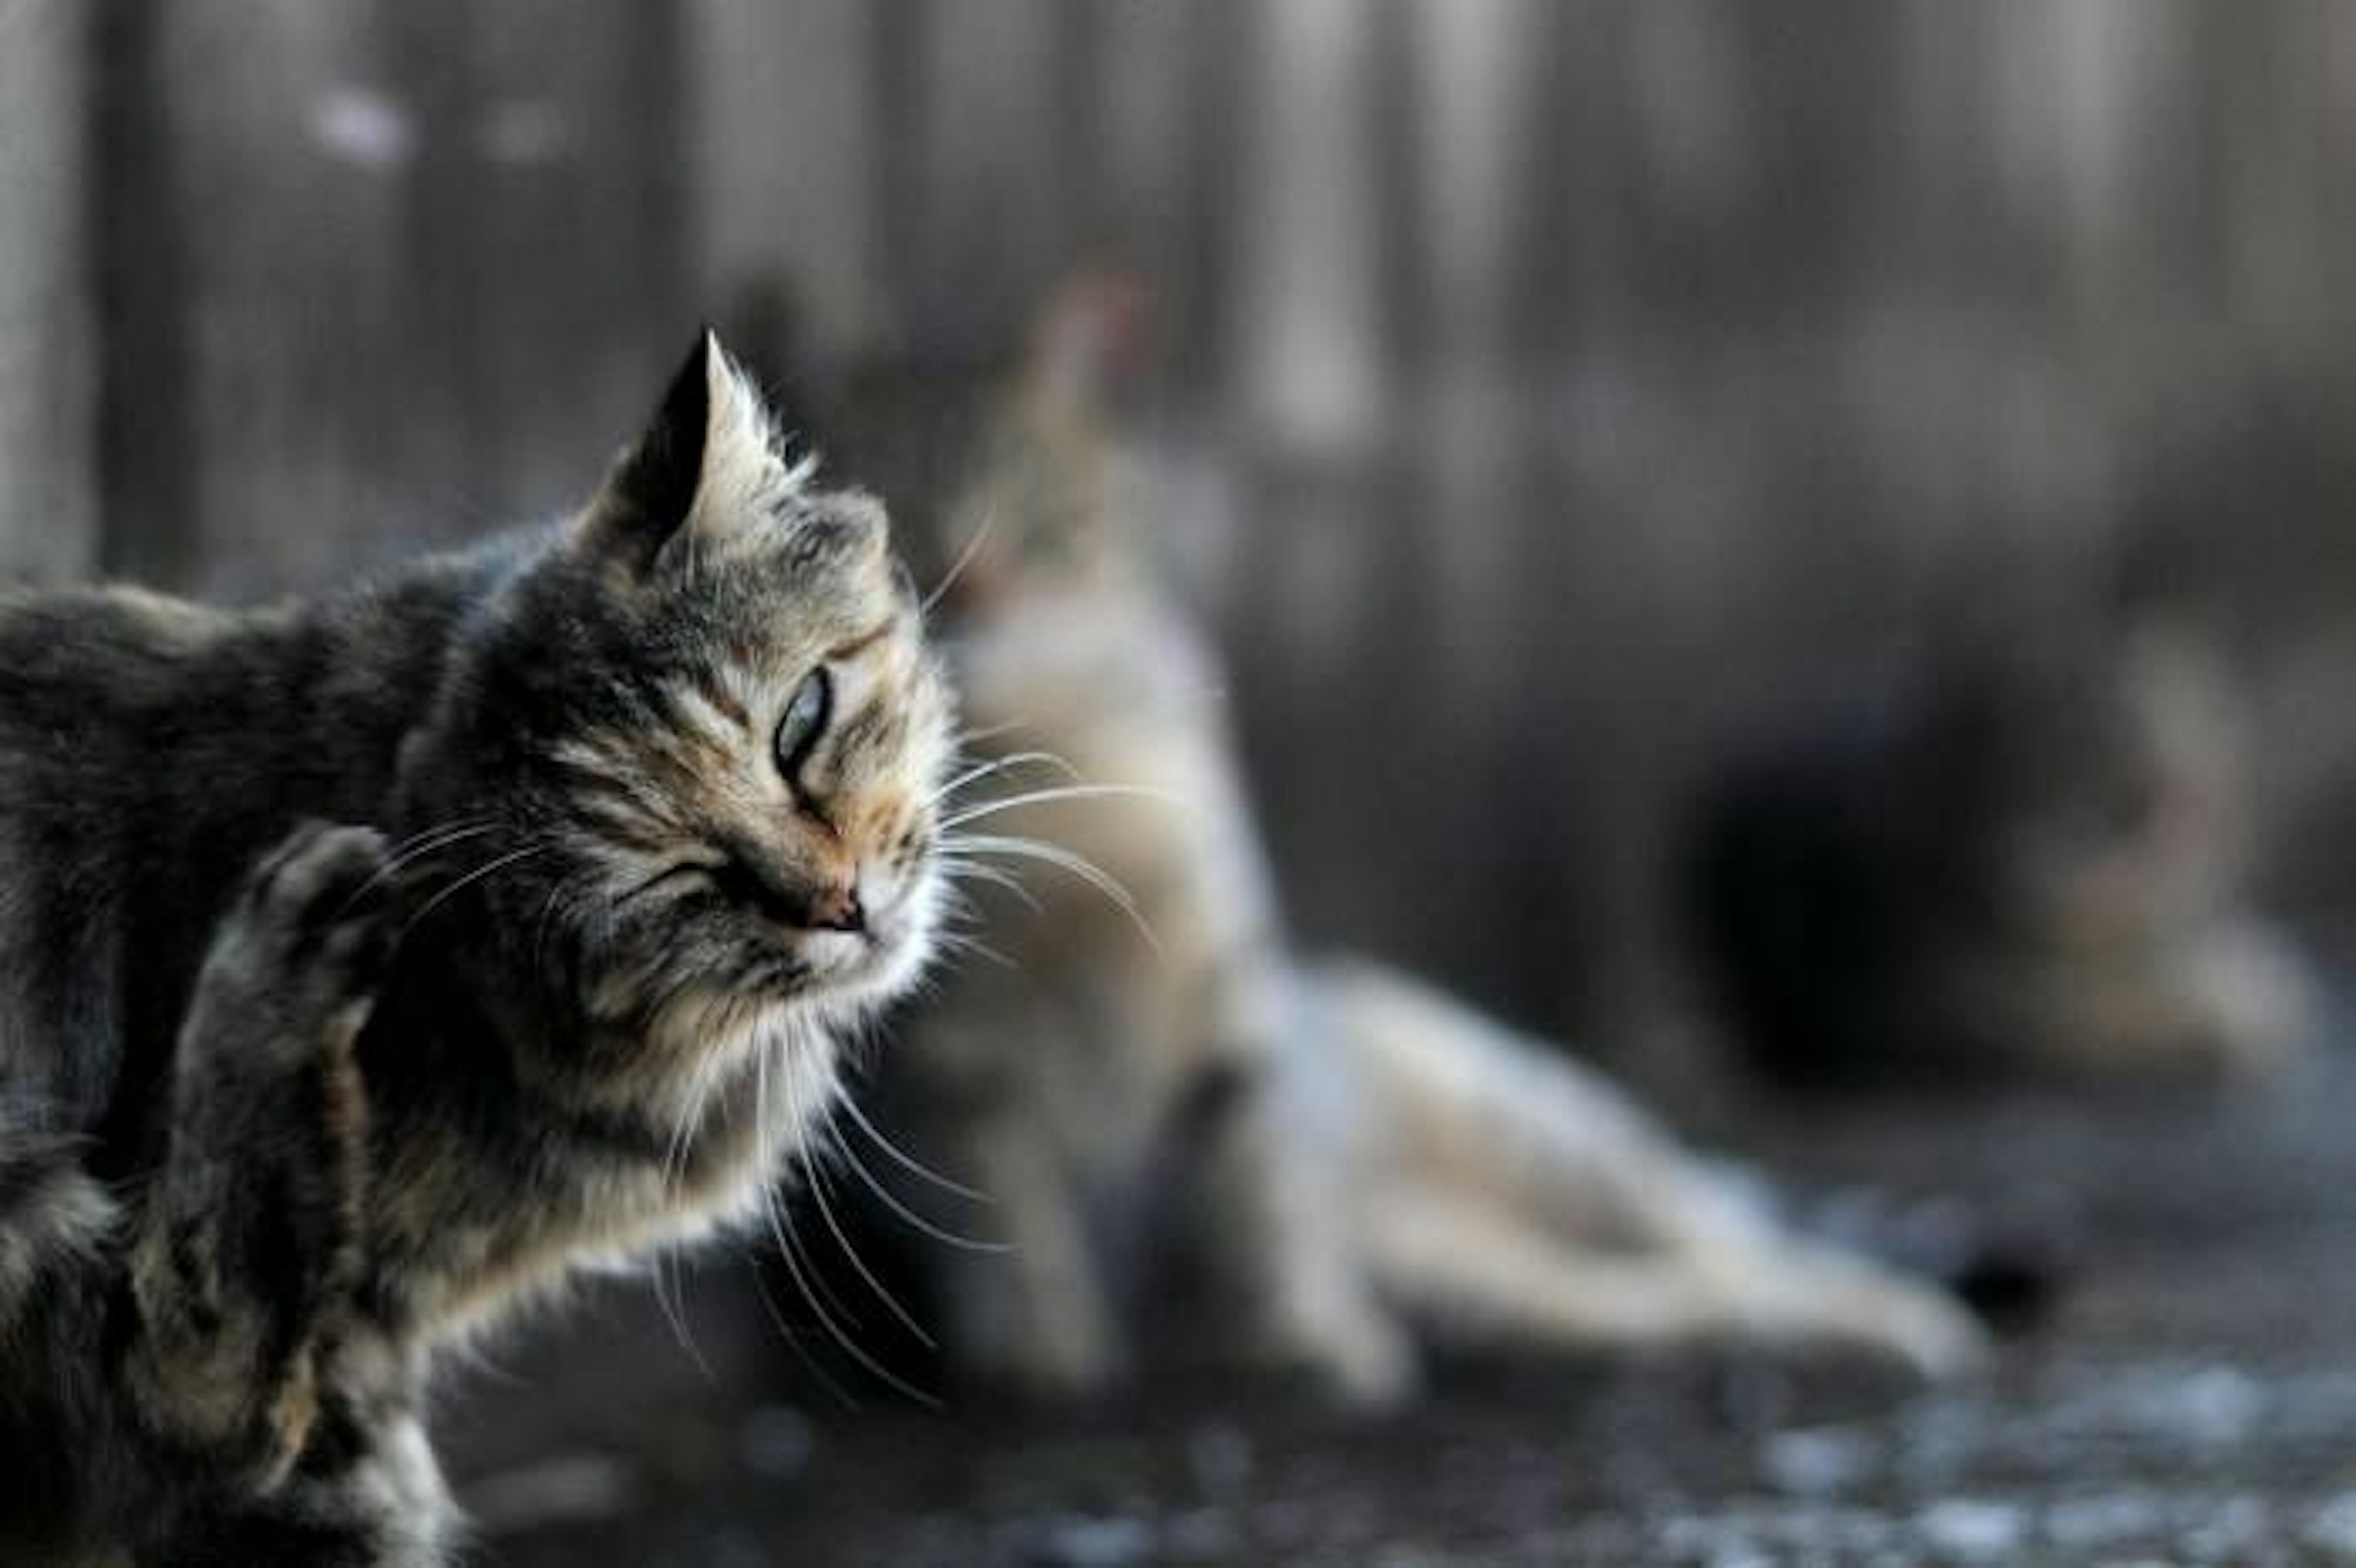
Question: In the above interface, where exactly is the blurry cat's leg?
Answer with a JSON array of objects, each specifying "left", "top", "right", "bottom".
[
  {"left": 927, "top": 1107, "right": 1130, "bottom": 1397},
  {"left": 1316, "top": 960, "right": 1981, "bottom": 1374},
  {"left": 1361, "top": 1184, "right": 1982, "bottom": 1378},
  {"left": 1185, "top": 1045, "right": 1417, "bottom": 1406},
  {"left": 1317, "top": 959, "right": 1819, "bottom": 1254},
  {"left": 121, "top": 823, "right": 389, "bottom": 1490}
]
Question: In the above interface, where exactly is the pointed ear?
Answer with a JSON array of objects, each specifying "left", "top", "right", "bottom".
[{"left": 579, "top": 329, "right": 717, "bottom": 572}]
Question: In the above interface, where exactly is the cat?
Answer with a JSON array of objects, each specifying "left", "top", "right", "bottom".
[
  {"left": 0, "top": 333, "right": 955, "bottom": 1566},
  {"left": 1685, "top": 611, "right": 2314, "bottom": 1088},
  {"left": 791, "top": 275, "right": 1984, "bottom": 1407}
]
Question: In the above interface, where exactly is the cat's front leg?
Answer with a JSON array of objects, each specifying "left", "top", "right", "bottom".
[
  {"left": 154, "top": 1397, "right": 454, "bottom": 1568},
  {"left": 121, "top": 822, "right": 390, "bottom": 1493},
  {"left": 1187, "top": 1051, "right": 1417, "bottom": 1408},
  {"left": 927, "top": 1109, "right": 1131, "bottom": 1399}
]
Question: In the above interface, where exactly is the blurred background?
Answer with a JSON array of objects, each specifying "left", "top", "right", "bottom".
[{"left": 8, "top": 2, "right": 2356, "bottom": 1562}]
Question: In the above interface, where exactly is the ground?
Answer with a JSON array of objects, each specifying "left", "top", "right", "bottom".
[{"left": 442, "top": 1008, "right": 2356, "bottom": 1567}]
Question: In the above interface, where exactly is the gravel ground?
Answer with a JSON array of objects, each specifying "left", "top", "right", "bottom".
[{"left": 442, "top": 1021, "right": 2356, "bottom": 1567}]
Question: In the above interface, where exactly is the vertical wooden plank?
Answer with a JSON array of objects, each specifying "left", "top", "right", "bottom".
[
  {"left": 97, "top": 0, "right": 418, "bottom": 595},
  {"left": 387, "top": 0, "right": 693, "bottom": 528},
  {"left": 686, "top": 0, "right": 880, "bottom": 370},
  {"left": 0, "top": 0, "right": 95, "bottom": 583},
  {"left": 1093, "top": 0, "right": 1222, "bottom": 389},
  {"left": 1229, "top": 0, "right": 1385, "bottom": 473},
  {"left": 98, "top": 0, "right": 694, "bottom": 599},
  {"left": 895, "top": 0, "right": 1084, "bottom": 353},
  {"left": 1215, "top": 0, "right": 1407, "bottom": 953}
]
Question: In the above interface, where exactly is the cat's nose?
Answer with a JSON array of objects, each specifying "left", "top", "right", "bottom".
[{"left": 810, "top": 883, "right": 865, "bottom": 934}]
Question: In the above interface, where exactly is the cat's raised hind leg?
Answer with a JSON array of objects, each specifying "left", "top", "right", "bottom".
[
  {"left": 121, "top": 823, "right": 390, "bottom": 1494},
  {"left": 1361, "top": 1185, "right": 1983, "bottom": 1378}
]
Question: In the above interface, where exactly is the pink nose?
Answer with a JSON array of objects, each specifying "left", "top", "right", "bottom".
[{"left": 810, "top": 883, "right": 864, "bottom": 934}]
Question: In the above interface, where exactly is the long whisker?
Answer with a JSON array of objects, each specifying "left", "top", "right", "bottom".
[
  {"left": 921, "top": 496, "right": 999, "bottom": 616},
  {"left": 939, "top": 782, "right": 1182, "bottom": 831},
  {"left": 647, "top": 1024, "right": 738, "bottom": 1378},
  {"left": 747, "top": 1249, "right": 860, "bottom": 1410},
  {"left": 938, "top": 832, "right": 1160, "bottom": 952},
  {"left": 947, "top": 715, "right": 1038, "bottom": 748},
  {"left": 337, "top": 818, "right": 505, "bottom": 913},
  {"left": 923, "top": 928, "right": 1017, "bottom": 972},
  {"left": 826, "top": 1133, "right": 1012, "bottom": 1256},
  {"left": 933, "top": 856, "right": 1046, "bottom": 914},
  {"left": 830, "top": 1085, "right": 993, "bottom": 1205},
  {"left": 760, "top": 1143, "right": 941, "bottom": 1408},
  {"left": 748, "top": 1045, "right": 861, "bottom": 1410},
  {"left": 397, "top": 844, "right": 550, "bottom": 939},
  {"left": 926, "top": 750, "right": 1082, "bottom": 810},
  {"left": 785, "top": 1061, "right": 937, "bottom": 1348}
]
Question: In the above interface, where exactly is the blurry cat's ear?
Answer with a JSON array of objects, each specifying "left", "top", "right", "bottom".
[{"left": 580, "top": 328, "right": 793, "bottom": 574}]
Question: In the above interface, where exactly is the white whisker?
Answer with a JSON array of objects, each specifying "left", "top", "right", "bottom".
[
  {"left": 398, "top": 843, "right": 551, "bottom": 939},
  {"left": 921, "top": 496, "right": 1000, "bottom": 616},
  {"left": 939, "top": 782, "right": 1181, "bottom": 831},
  {"left": 785, "top": 1059, "right": 937, "bottom": 1348},
  {"left": 926, "top": 750, "right": 1082, "bottom": 810},
  {"left": 939, "top": 832, "right": 1160, "bottom": 953},
  {"left": 831, "top": 1085, "right": 992, "bottom": 1205}
]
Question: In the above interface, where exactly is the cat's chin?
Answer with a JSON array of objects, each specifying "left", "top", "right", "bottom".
[
  {"left": 792, "top": 875, "right": 941, "bottom": 1015},
  {"left": 797, "top": 921, "right": 934, "bottom": 1015}
]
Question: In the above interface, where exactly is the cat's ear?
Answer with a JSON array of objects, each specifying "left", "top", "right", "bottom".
[{"left": 580, "top": 328, "right": 791, "bottom": 573}]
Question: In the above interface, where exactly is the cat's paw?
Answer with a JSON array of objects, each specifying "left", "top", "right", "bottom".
[
  {"left": 1247, "top": 1305, "right": 1420, "bottom": 1411},
  {"left": 203, "top": 821, "right": 395, "bottom": 1069},
  {"left": 1760, "top": 1250, "right": 1990, "bottom": 1382}
]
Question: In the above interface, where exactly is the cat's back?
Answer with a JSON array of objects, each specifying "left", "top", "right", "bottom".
[
  {"left": 0, "top": 557, "right": 498, "bottom": 1136},
  {"left": 0, "top": 584, "right": 237, "bottom": 740}
]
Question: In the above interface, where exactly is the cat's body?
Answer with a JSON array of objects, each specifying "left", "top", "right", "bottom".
[
  {"left": 0, "top": 338, "right": 953, "bottom": 1564},
  {"left": 821, "top": 282, "right": 1982, "bottom": 1404},
  {"left": 1686, "top": 620, "right": 2313, "bottom": 1088}
]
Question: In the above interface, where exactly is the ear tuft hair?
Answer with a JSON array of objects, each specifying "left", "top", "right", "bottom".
[{"left": 582, "top": 329, "right": 809, "bottom": 574}]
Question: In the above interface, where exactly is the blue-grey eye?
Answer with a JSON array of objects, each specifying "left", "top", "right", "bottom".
[{"left": 775, "top": 667, "right": 832, "bottom": 780}]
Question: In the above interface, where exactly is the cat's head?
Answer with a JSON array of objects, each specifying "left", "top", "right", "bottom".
[
  {"left": 791, "top": 269, "right": 1154, "bottom": 622},
  {"left": 412, "top": 332, "right": 957, "bottom": 1082},
  {"left": 1920, "top": 616, "right": 2248, "bottom": 936}
]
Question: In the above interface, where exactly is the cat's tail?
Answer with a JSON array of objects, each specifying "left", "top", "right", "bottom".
[{"left": 1303, "top": 959, "right": 1985, "bottom": 1378}]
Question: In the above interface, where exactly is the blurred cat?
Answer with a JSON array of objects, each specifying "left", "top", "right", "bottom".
[
  {"left": 1685, "top": 611, "right": 2314, "bottom": 1088},
  {"left": 785, "top": 277, "right": 1982, "bottom": 1404}
]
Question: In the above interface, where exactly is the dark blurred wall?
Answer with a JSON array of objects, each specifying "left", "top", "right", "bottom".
[{"left": 5, "top": 0, "right": 2354, "bottom": 1063}]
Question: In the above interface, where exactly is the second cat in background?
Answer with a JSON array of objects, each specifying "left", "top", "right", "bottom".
[{"left": 776, "top": 275, "right": 1984, "bottom": 1405}]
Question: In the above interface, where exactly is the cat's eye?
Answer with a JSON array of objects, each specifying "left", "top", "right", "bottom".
[{"left": 775, "top": 667, "right": 833, "bottom": 781}]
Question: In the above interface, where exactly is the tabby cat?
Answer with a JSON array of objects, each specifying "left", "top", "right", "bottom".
[
  {"left": 0, "top": 335, "right": 953, "bottom": 1564},
  {"left": 801, "top": 279, "right": 1982, "bottom": 1404}
]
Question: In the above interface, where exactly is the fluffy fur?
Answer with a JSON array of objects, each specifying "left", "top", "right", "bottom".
[
  {"left": 818, "top": 280, "right": 1983, "bottom": 1405},
  {"left": 0, "top": 335, "right": 955, "bottom": 1564}
]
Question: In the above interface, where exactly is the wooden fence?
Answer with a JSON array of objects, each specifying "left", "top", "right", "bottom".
[{"left": 4, "top": 0, "right": 2354, "bottom": 1058}]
